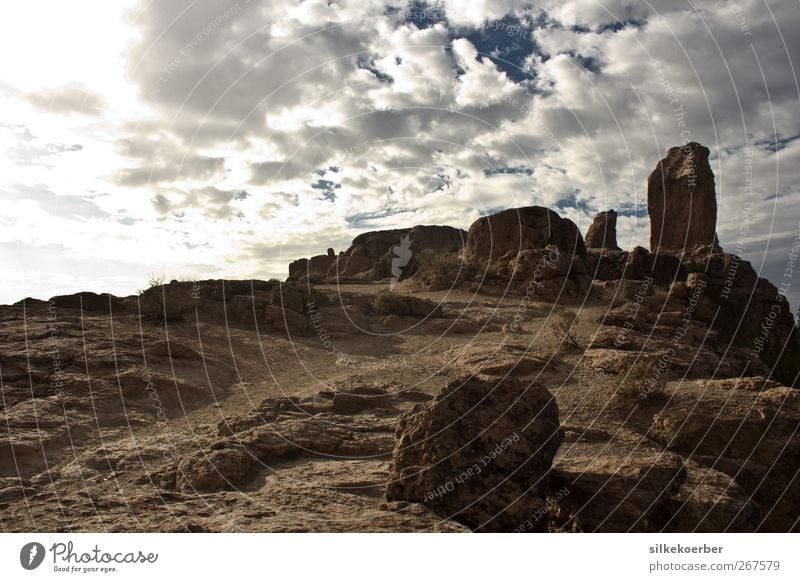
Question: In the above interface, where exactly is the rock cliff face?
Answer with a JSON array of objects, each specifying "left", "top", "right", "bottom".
[
  {"left": 647, "top": 142, "right": 718, "bottom": 251},
  {"left": 585, "top": 210, "right": 621, "bottom": 251},
  {"left": 288, "top": 253, "right": 337, "bottom": 283},
  {"left": 463, "top": 206, "right": 591, "bottom": 299}
]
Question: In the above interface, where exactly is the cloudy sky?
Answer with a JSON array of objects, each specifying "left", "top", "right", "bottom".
[{"left": 1, "top": 0, "right": 799, "bottom": 310}]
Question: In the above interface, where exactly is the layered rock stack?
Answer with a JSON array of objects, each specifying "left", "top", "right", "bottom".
[
  {"left": 584, "top": 209, "right": 621, "bottom": 250},
  {"left": 647, "top": 142, "right": 718, "bottom": 252}
]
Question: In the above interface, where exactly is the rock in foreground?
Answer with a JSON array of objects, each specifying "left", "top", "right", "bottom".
[{"left": 386, "top": 376, "right": 562, "bottom": 531}]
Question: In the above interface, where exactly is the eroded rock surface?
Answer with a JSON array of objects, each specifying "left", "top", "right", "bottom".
[{"left": 386, "top": 376, "right": 562, "bottom": 531}]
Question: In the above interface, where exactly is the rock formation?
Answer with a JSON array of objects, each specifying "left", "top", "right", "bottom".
[
  {"left": 585, "top": 242, "right": 800, "bottom": 386},
  {"left": 647, "top": 142, "right": 718, "bottom": 251},
  {"left": 288, "top": 252, "right": 337, "bottom": 283},
  {"left": 386, "top": 376, "right": 562, "bottom": 531},
  {"left": 584, "top": 209, "right": 621, "bottom": 250},
  {"left": 466, "top": 205, "right": 586, "bottom": 262},
  {"left": 462, "top": 206, "right": 591, "bottom": 299},
  {"left": 288, "top": 225, "right": 466, "bottom": 284}
]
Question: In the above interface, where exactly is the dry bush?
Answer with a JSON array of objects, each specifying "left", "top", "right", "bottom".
[
  {"left": 615, "top": 358, "right": 669, "bottom": 403},
  {"left": 549, "top": 309, "right": 582, "bottom": 352}
]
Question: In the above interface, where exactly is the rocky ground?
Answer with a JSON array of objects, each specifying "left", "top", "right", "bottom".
[{"left": 1, "top": 274, "right": 798, "bottom": 532}]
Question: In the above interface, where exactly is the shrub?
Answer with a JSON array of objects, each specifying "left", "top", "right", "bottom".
[
  {"left": 549, "top": 309, "right": 582, "bottom": 351},
  {"left": 615, "top": 358, "right": 669, "bottom": 403}
]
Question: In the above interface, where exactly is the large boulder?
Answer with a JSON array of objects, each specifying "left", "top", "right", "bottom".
[
  {"left": 466, "top": 206, "right": 586, "bottom": 263},
  {"left": 585, "top": 209, "right": 621, "bottom": 250},
  {"left": 385, "top": 376, "right": 562, "bottom": 531},
  {"left": 647, "top": 143, "right": 718, "bottom": 251},
  {"left": 176, "top": 448, "right": 255, "bottom": 493}
]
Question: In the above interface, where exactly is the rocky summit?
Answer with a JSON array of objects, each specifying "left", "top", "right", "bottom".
[
  {"left": 2, "top": 144, "right": 799, "bottom": 533},
  {"left": 647, "top": 142, "right": 719, "bottom": 252}
]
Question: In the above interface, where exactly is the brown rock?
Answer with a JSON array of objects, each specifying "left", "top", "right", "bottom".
[
  {"left": 176, "top": 448, "right": 255, "bottom": 493},
  {"left": 550, "top": 427, "right": 685, "bottom": 532},
  {"left": 662, "top": 460, "right": 760, "bottom": 532},
  {"left": 584, "top": 210, "right": 621, "bottom": 250},
  {"left": 288, "top": 253, "right": 336, "bottom": 283},
  {"left": 386, "top": 376, "right": 562, "bottom": 531},
  {"left": 466, "top": 206, "right": 586, "bottom": 263},
  {"left": 293, "top": 225, "right": 465, "bottom": 283},
  {"left": 647, "top": 143, "right": 718, "bottom": 251},
  {"left": 648, "top": 381, "right": 800, "bottom": 531}
]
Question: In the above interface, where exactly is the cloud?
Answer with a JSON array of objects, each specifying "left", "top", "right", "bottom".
[
  {"left": 24, "top": 82, "right": 108, "bottom": 116},
  {"left": 113, "top": 155, "right": 225, "bottom": 187},
  {"left": 4, "top": 0, "right": 800, "bottom": 313},
  {"left": 0, "top": 184, "right": 109, "bottom": 221}
]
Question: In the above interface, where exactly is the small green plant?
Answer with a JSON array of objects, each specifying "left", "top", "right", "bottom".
[{"left": 550, "top": 309, "right": 582, "bottom": 351}]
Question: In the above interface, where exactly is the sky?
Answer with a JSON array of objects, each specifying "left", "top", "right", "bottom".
[{"left": 0, "top": 0, "right": 799, "bottom": 312}]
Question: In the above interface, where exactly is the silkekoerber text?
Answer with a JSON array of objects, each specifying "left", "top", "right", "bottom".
[{"left": 650, "top": 544, "right": 722, "bottom": 554}]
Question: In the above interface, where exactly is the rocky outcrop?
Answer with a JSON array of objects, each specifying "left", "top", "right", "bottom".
[
  {"left": 647, "top": 143, "right": 718, "bottom": 251},
  {"left": 138, "top": 279, "right": 315, "bottom": 334},
  {"left": 586, "top": 242, "right": 800, "bottom": 386},
  {"left": 0, "top": 299, "right": 237, "bottom": 479},
  {"left": 584, "top": 210, "right": 620, "bottom": 250},
  {"left": 587, "top": 246, "right": 685, "bottom": 286},
  {"left": 288, "top": 225, "right": 466, "bottom": 284},
  {"left": 549, "top": 426, "right": 761, "bottom": 532},
  {"left": 288, "top": 253, "right": 337, "bottom": 283},
  {"left": 51, "top": 292, "right": 128, "bottom": 312},
  {"left": 466, "top": 206, "right": 586, "bottom": 262},
  {"left": 386, "top": 376, "right": 562, "bottom": 531},
  {"left": 646, "top": 379, "right": 800, "bottom": 531},
  {"left": 176, "top": 448, "right": 254, "bottom": 494},
  {"left": 464, "top": 207, "right": 591, "bottom": 298}
]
